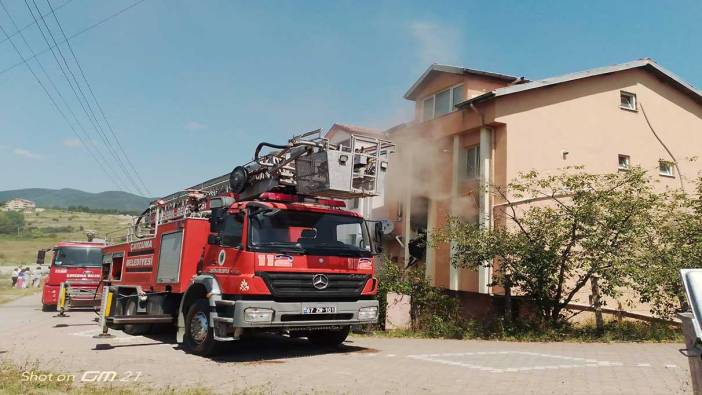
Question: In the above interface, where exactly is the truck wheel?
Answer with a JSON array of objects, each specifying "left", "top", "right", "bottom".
[
  {"left": 41, "top": 303, "right": 56, "bottom": 312},
  {"left": 183, "top": 299, "right": 219, "bottom": 356},
  {"left": 123, "top": 297, "right": 151, "bottom": 336},
  {"left": 307, "top": 327, "right": 350, "bottom": 347}
]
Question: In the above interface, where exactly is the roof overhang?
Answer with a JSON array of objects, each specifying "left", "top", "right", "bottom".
[
  {"left": 404, "top": 64, "right": 521, "bottom": 101},
  {"left": 456, "top": 58, "right": 702, "bottom": 109}
]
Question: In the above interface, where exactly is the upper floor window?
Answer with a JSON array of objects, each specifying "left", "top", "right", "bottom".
[
  {"left": 421, "top": 84, "right": 464, "bottom": 121},
  {"left": 659, "top": 160, "right": 674, "bottom": 177},
  {"left": 465, "top": 145, "right": 480, "bottom": 179},
  {"left": 620, "top": 91, "right": 637, "bottom": 111},
  {"left": 618, "top": 154, "right": 630, "bottom": 170}
]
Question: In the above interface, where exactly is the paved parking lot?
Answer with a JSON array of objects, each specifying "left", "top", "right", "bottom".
[{"left": 0, "top": 294, "right": 693, "bottom": 394}]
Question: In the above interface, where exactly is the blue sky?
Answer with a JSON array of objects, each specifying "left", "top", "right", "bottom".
[{"left": 1, "top": 0, "right": 701, "bottom": 197}]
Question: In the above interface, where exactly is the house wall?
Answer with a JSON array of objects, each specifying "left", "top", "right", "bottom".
[
  {"left": 495, "top": 68, "right": 702, "bottom": 191},
  {"left": 487, "top": 68, "right": 702, "bottom": 315},
  {"left": 389, "top": 66, "right": 702, "bottom": 316}
]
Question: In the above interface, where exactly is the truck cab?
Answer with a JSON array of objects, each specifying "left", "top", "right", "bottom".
[{"left": 41, "top": 241, "right": 105, "bottom": 311}]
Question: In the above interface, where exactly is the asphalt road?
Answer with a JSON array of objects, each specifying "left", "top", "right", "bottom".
[{"left": 0, "top": 293, "right": 694, "bottom": 394}]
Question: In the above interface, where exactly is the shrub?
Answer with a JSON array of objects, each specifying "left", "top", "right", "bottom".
[
  {"left": 377, "top": 259, "right": 465, "bottom": 338},
  {"left": 0, "top": 211, "right": 24, "bottom": 234}
]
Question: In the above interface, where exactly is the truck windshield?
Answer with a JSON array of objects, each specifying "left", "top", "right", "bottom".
[
  {"left": 249, "top": 209, "right": 371, "bottom": 257},
  {"left": 52, "top": 247, "right": 102, "bottom": 267}
]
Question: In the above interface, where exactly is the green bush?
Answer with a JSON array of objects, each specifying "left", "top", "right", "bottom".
[
  {"left": 376, "top": 259, "right": 465, "bottom": 338},
  {"left": 0, "top": 211, "right": 24, "bottom": 234}
]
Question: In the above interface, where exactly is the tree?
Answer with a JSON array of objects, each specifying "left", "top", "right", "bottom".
[
  {"left": 629, "top": 178, "right": 702, "bottom": 319},
  {"left": 433, "top": 167, "right": 659, "bottom": 326},
  {"left": 0, "top": 211, "right": 25, "bottom": 234}
]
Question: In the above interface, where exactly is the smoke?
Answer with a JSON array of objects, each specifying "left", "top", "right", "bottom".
[
  {"left": 385, "top": 122, "right": 479, "bottom": 232},
  {"left": 409, "top": 21, "right": 461, "bottom": 66}
]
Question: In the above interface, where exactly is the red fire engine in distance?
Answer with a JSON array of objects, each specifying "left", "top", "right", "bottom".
[{"left": 40, "top": 241, "right": 105, "bottom": 311}]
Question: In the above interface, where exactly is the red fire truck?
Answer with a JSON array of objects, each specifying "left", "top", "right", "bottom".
[
  {"left": 98, "top": 131, "right": 393, "bottom": 356},
  {"left": 40, "top": 241, "right": 105, "bottom": 311}
]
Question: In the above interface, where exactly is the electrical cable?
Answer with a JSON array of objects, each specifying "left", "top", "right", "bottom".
[
  {"left": 45, "top": 0, "right": 152, "bottom": 196},
  {"left": 26, "top": 0, "right": 145, "bottom": 195},
  {"left": 0, "top": 18, "right": 127, "bottom": 192}
]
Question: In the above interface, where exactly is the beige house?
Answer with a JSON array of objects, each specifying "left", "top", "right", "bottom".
[
  {"left": 383, "top": 58, "right": 702, "bottom": 316},
  {"left": 2, "top": 198, "right": 36, "bottom": 212}
]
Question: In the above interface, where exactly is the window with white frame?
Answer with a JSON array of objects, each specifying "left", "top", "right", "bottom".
[
  {"left": 618, "top": 154, "right": 630, "bottom": 170},
  {"left": 465, "top": 145, "right": 480, "bottom": 179},
  {"left": 659, "top": 160, "right": 674, "bottom": 177},
  {"left": 422, "top": 96, "right": 434, "bottom": 121},
  {"left": 620, "top": 91, "right": 637, "bottom": 111},
  {"left": 421, "top": 84, "right": 465, "bottom": 121}
]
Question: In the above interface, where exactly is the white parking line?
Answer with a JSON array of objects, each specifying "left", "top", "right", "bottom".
[{"left": 404, "top": 351, "right": 658, "bottom": 374}]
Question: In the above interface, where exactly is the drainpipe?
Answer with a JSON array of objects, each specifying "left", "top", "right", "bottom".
[
  {"left": 470, "top": 103, "right": 493, "bottom": 295},
  {"left": 449, "top": 135, "right": 461, "bottom": 291},
  {"left": 403, "top": 155, "right": 413, "bottom": 268}
]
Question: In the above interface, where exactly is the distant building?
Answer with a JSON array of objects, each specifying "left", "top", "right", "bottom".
[{"left": 2, "top": 198, "right": 36, "bottom": 212}]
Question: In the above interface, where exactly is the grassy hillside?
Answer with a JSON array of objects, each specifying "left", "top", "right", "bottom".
[
  {"left": 0, "top": 188, "right": 151, "bottom": 212},
  {"left": 0, "top": 209, "right": 133, "bottom": 265}
]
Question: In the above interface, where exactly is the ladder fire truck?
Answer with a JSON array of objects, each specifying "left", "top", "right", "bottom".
[{"left": 98, "top": 130, "right": 393, "bottom": 356}]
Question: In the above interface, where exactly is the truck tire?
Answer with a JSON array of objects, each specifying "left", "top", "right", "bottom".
[
  {"left": 307, "top": 326, "right": 350, "bottom": 347},
  {"left": 123, "top": 297, "right": 151, "bottom": 336},
  {"left": 41, "top": 303, "right": 56, "bottom": 312},
  {"left": 183, "top": 299, "right": 219, "bottom": 356}
]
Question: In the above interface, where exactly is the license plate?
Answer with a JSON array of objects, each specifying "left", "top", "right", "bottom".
[{"left": 302, "top": 306, "right": 336, "bottom": 314}]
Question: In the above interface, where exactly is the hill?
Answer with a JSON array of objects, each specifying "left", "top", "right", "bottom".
[
  {"left": 0, "top": 188, "right": 151, "bottom": 213},
  {"left": 0, "top": 208, "right": 134, "bottom": 265}
]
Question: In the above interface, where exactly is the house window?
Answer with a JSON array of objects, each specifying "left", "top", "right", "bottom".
[
  {"left": 452, "top": 85, "right": 464, "bottom": 107},
  {"left": 422, "top": 97, "right": 434, "bottom": 121},
  {"left": 435, "top": 89, "right": 451, "bottom": 117},
  {"left": 620, "top": 91, "right": 637, "bottom": 111},
  {"left": 659, "top": 161, "right": 674, "bottom": 177},
  {"left": 465, "top": 145, "right": 480, "bottom": 179},
  {"left": 618, "top": 154, "right": 630, "bottom": 170},
  {"left": 421, "top": 84, "right": 465, "bottom": 121}
]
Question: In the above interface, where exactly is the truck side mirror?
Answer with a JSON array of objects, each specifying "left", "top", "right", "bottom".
[
  {"left": 36, "top": 249, "right": 46, "bottom": 265},
  {"left": 373, "top": 222, "right": 384, "bottom": 255}
]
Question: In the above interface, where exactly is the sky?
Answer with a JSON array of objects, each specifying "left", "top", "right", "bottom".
[{"left": 1, "top": 0, "right": 701, "bottom": 197}]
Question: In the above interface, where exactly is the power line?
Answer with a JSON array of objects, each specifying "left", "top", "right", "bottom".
[
  {"left": 0, "top": 0, "right": 130, "bottom": 193},
  {"left": 0, "top": 17, "right": 128, "bottom": 192},
  {"left": 0, "top": 0, "right": 146, "bottom": 78},
  {"left": 0, "top": 0, "right": 71, "bottom": 46},
  {"left": 26, "top": 0, "right": 146, "bottom": 196},
  {"left": 45, "top": 0, "right": 152, "bottom": 196}
]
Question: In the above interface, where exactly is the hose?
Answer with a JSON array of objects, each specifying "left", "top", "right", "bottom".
[
  {"left": 254, "top": 142, "right": 289, "bottom": 162},
  {"left": 133, "top": 206, "right": 152, "bottom": 239}
]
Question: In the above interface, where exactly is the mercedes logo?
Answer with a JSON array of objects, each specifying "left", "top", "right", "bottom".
[{"left": 312, "top": 274, "right": 329, "bottom": 290}]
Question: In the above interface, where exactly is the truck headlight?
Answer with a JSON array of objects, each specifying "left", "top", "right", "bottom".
[
  {"left": 244, "top": 308, "right": 273, "bottom": 322},
  {"left": 358, "top": 306, "right": 378, "bottom": 321}
]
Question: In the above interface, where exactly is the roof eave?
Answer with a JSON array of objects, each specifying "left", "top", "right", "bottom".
[{"left": 404, "top": 64, "right": 519, "bottom": 101}]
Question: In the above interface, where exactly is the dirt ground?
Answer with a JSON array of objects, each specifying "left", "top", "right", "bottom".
[{"left": 0, "top": 293, "right": 694, "bottom": 394}]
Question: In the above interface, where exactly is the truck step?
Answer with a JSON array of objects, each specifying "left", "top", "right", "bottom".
[
  {"left": 108, "top": 315, "right": 174, "bottom": 324},
  {"left": 213, "top": 316, "right": 234, "bottom": 323},
  {"left": 214, "top": 300, "right": 236, "bottom": 306}
]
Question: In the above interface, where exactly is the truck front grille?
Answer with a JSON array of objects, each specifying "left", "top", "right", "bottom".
[{"left": 257, "top": 272, "right": 370, "bottom": 300}]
